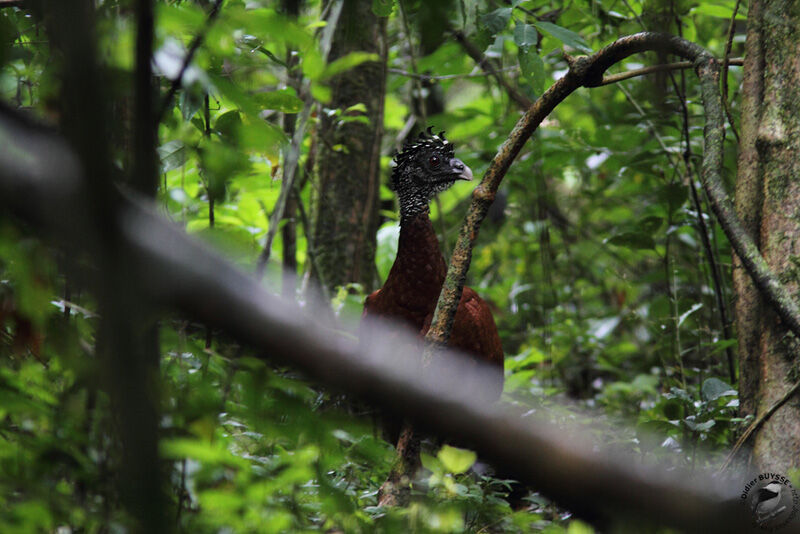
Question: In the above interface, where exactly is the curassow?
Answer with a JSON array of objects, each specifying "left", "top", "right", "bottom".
[{"left": 361, "top": 128, "right": 504, "bottom": 503}]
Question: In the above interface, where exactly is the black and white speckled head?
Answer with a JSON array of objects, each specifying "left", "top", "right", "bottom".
[{"left": 391, "top": 127, "right": 473, "bottom": 221}]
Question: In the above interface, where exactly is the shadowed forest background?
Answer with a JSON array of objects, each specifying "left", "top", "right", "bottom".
[{"left": 1, "top": 0, "right": 799, "bottom": 532}]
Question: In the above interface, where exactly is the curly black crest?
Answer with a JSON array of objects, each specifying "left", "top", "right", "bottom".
[{"left": 391, "top": 126, "right": 454, "bottom": 191}]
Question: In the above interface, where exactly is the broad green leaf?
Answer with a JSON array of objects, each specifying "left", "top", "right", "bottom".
[
  {"left": 513, "top": 22, "right": 538, "bottom": 48},
  {"left": 519, "top": 47, "right": 546, "bottom": 94},
  {"left": 533, "top": 21, "right": 592, "bottom": 53},
  {"left": 157, "top": 140, "right": 187, "bottom": 173},
  {"left": 420, "top": 451, "right": 443, "bottom": 473},
  {"left": 214, "top": 110, "right": 242, "bottom": 140},
  {"left": 375, "top": 221, "right": 399, "bottom": 282},
  {"left": 437, "top": 445, "right": 477, "bottom": 474},
  {"left": 683, "top": 417, "right": 715, "bottom": 432},
  {"left": 701, "top": 378, "right": 737, "bottom": 402},
  {"left": 481, "top": 8, "right": 512, "bottom": 35}
]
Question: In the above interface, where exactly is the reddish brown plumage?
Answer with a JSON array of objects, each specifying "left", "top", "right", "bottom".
[{"left": 363, "top": 212, "right": 504, "bottom": 399}]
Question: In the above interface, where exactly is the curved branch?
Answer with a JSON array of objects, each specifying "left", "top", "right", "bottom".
[{"left": 425, "top": 33, "right": 800, "bottom": 384}]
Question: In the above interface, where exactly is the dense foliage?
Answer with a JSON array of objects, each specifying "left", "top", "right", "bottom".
[{"left": 0, "top": 0, "right": 748, "bottom": 531}]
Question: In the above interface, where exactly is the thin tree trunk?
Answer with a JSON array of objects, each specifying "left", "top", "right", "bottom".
[
  {"left": 734, "top": 0, "right": 764, "bottom": 423},
  {"left": 736, "top": 0, "right": 800, "bottom": 472},
  {"left": 281, "top": 0, "right": 301, "bottom": 299},
  {"left": 310, "top": 0, "right": 385, "bottom": 293}
]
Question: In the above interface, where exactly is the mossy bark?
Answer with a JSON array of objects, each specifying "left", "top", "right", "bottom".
[
  {"left": 737, "top": 0, "right": 800, "bottom": 472},
  {"left": 733, "top": 0, "right": 764, "bottom": 423},
  {"left": 310, "top": 0, "right": 385, "bottom": 293}
]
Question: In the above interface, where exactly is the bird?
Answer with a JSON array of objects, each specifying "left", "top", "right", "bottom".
[
  {"left": 754, "top": 481, "right": 786, "bottom": 523},
  {"left": 361, "top": 128, "right": 504, "bottom": 504}
]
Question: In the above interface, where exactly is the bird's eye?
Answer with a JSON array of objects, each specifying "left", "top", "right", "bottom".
[{"left": 429, "top": 155, "right": 440, "bottom": 168}]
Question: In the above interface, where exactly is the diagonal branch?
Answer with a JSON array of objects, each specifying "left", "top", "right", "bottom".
[{"left": 0, "top": 101, "right": 752, "bottom": 532}]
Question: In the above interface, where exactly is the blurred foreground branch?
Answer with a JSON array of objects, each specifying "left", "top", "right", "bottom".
[{"left": 0, "top": 100, "right": 756, "bottom": 533}]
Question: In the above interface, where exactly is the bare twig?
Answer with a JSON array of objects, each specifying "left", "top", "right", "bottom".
[
  {"left": 599, "top": 58, "right": 743, "bottom": 85},
  {"left": 156, "top": 0, "right": 224, "bottom": 123}
]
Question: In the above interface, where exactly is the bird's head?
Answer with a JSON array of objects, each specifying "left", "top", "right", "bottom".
[{"left": 391, "top": 127, "right": 473, "bottom": 220}]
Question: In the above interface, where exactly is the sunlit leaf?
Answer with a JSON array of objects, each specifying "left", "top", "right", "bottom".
[{"left": 437, "top": 445, "right": 477, "bottom": 474}]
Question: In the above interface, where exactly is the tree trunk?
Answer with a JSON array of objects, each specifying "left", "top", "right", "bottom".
[
  {"left": 735, "top": 0, "right": 800, "bottom": 472},
  {"left": 310, "top": 0, "right": 385, "bottom": 293}
]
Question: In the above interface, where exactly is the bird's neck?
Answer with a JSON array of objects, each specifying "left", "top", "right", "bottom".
[
  {"left": 386, "top": 211, "right": 447, "bottom": 310},
  {"left": 398, "top": 191, "right": 431, "bottom": 221}
]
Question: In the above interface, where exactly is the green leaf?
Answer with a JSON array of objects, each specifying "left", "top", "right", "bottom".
[
  {"left": 701, "top": 378, "right": 737, "bottom": 402},
  {"left": 372, "top": 0, "right": 394, "bottom": 17},
  {"left": 257, "top": 88, "right": 304, "bottom": 113},
  {"left": 683, "top": 417, "right": 715, "bottom": 432},
  {"left": 320, "top": 51, "right": 379, "bottom": 81},
  {"left": 420, "top": 451, "right": 443, "bottom": 473},
  {"left": 533, "top": 21, "right": 592, "bottom": 53},
  {"left": 608, "top": 232, "right": 655, "bottom": 250},
  {"left": 375, "top": 222, "right": 399, "bottom": 282},
  {"left": 518, "top": 47, "right": 545, "bottom": 94},
  {"left": 480, "top": 8, "right": 512, "bottom": 35},
  {"left": 214, "top": 110, "right": 242, "bottom": 141},
  {"left": 157, "top": 140, "right": 187, "bottom": 173},
  {"left": 437, "top": 445, "right": 477, "bottom": 474},
  {"left": 513, "top": 22, "right": 538, "bottom": 48},
  {"left": 691, "top": 3, "right": 747, "bottom": 19}
]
